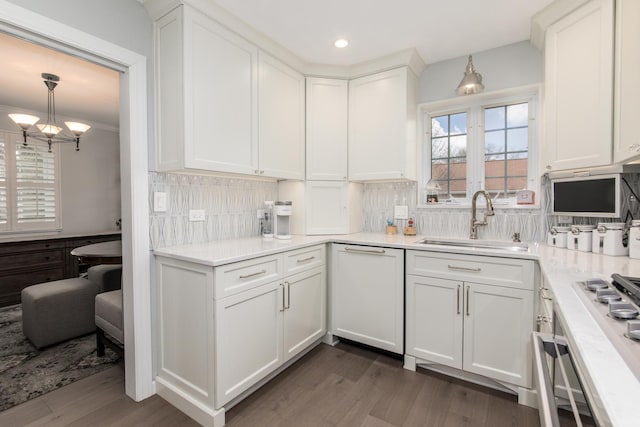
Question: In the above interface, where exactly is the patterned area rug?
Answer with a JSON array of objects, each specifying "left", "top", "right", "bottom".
[{"left": 0, "top": 304, "right": 120, "bottom": 412}]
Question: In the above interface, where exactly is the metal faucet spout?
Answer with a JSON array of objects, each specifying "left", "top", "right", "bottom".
[{"left": 470, "top": 190, "right": 495, "bottom": 239}]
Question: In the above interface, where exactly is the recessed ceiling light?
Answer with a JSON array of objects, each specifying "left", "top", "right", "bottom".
[{"left": 334, "top": 39, "right": 349, "bottom": 48}]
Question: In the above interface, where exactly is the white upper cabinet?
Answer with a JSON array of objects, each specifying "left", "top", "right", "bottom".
[
  {"left": 544, "top": 0, "right": 614, "bottom": 171},
  {"left": 258, "top": 52, "right": 306, "bottom": 180},
  {"left": 348, "top": 67, "right": 418, "bottom": 181},
  {"left": 154, "top": 5, "right": 258, "bottom": 174},
  {"left": 306, "top": 78, "right": 348, "bottom": 181},
  {"left": 152, "top": 5, "right": 305, "bottom": 179},
  {"left": 613, "top": 0, "right": 640, "bottom": 163}
]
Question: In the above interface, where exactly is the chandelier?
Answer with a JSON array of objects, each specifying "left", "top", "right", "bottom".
[{"left": 8, "top": 73, "right": 91, "bottom": 152}]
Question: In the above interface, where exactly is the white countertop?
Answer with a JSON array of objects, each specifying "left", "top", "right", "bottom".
[{"left": 153, "top": 233, "right": 640, "bottom": 426}]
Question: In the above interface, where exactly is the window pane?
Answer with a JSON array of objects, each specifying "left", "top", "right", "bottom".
[
  {"left": 507, "top": 103, "right": 528, "bottom": 127},
  {"left": 485, "top": 130, "right": 505, "bottom": 154},
  {"left": 485, "top": 107, "right": 505, "bottom": 131},
  {"left": 432, "top": 137, "right": 449, "bottom": 159},
  {"left": 430, "top": 112, "right": 467, "bottom": 200},
  {"left": 432, "top": 116, "right": 448, "bottom": 136},
  {"left": 507, "top": 128, "right": 528, "bottom": 152},
  {"left": 450, "top": 135, "right": 466, "bottom": 157},
  {"left": 450, "top": 113, "right": 467, "bottom": 135},
  {"left": 483, "top": 102, "right": 529, "bottom": 200}
]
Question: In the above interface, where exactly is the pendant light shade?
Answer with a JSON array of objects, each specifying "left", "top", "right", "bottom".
[{"left": 456, "top": 55, "right": 484, "bottom": 96}]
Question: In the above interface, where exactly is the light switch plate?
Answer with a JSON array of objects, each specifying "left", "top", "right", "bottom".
[
  {"left": 394, "top": 205, "right": 409, "bottom": 220},
  {"left": 153, "top": 191, "right": 167, "bottom": 212},
  {"left": 189, "top": 209, "right": 205, "bottom": 222}
]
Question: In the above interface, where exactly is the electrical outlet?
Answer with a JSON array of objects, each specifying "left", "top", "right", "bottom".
[
  {"left": 257, "top": 208, "right": 265, "bottom": 219},
  {"left": 394, "top": 205, "right": 409, "bottom": 220},
  {"left": 189, "top": 209, "right": 205, "bottom": 222},
  {"left": 153, "top": 191, "right": 167, "bottom": 212}
]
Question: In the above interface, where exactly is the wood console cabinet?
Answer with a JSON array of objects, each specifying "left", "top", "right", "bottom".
[{"left": 0, "top": 233, "right": 121, "bottom": 307}]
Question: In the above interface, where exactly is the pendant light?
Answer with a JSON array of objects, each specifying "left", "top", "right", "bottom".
[
  {"left": 9, "top": 73, "right": 91, "bottom": 152},
  {"left": 455, "top": 55, "right": 484, "bottom": 96}
]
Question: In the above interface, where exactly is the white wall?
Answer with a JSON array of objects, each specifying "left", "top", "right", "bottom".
[
  {"left": 59, "top": 127, "right": 122, "bottom": 234},
  {"left": 418, "top": 41, "right": 543, "bottom": 103}
]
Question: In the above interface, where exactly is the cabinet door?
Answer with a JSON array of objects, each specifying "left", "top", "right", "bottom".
[
  {"left": 258, "top": 52, "right": 305, "bottom": 180},
  {"left": 306, "top": 78, "right": 348, "bottom": 181},
  {"left": 463, "top": 282, "right": 534, "bottom": 388},
  {"left": 406, "top": 275, "right": 463, "bottom": 369},
  {"left": 348, "top": 68, "right": 412, "bottom": 181},
  {"left": 331, "top": 245, "right": 404, "bottom": 354},
  {"left": 544, "top": 0, "right": 614, "bottom": 171},
  {"left": 183, "top": 6, "right": 259, "bottom": 174},
  {"left": 613, "top": 0, "right": 640, "bottom": 163},
  {"left": 283, "top": 267, "right": 326, "bottom": 362},
  {"left": 214, "top": 281, "right": 283, "bottom": 408},
  {"left": 305, "top": 181, "right": 347, "bottom": 234}
]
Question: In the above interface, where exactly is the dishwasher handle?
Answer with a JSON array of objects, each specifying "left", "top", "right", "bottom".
[{"left": 532, "top": 332, "right": 561, "bottom": 427}]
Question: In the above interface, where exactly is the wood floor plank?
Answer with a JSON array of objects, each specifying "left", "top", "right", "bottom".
[{"left": 0, "top": 343, "right": 558, "bottom": 427}]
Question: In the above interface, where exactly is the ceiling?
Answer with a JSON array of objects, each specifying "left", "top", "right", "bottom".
[
  {"left": 0, "top": 32, "right": 120, "bottom": 128},
  {"left": 212, "top": 0, "right": 555, "bottom": 66}
]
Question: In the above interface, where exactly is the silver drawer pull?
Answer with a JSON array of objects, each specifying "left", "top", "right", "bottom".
[
  {"left": 239, "top": 269, "right": 267, "bottom": 279},
  {"left": 447, "top": 264, "right": 481, "bottom": 272},
  {"left": 345, "top": 247, "right": 386, "bottom": 255},
  {"left": 296, "top": 256, "right": 315, "bottom": 263}
]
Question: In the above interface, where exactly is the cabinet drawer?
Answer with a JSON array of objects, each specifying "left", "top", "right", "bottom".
[
  {"left": 406, "top": 250, "right": 534, "bottom": 291},
  {"left": 0, "top": 249, "right": 65, "bottom": 271},
  {"left": 283, "top": 245, "right": 325, "bottom": 275},
  {"left": 214, "top": 254, "right": 282, "bottom": 299}
]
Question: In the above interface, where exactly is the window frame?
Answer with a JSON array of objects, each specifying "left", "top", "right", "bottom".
[
  {"left": 417, "top": 85, "right": 540, "bottom": 209},
  {"left": 0, "top": 130, "right": 62, "bottom": 233}
]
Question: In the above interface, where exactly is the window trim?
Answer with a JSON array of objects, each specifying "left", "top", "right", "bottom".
[
  {"left": 416, "top": 84, "right": 541, "bottom": 210},
  {"left": 0, "top": 130, "right": 62, "bottom": 233}
]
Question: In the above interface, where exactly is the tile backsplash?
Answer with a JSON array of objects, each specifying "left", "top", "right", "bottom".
[
  {"left": 362, "top": 181, "right": 545, "bottom": 241},
  {"left": 149, "top": 172, "right": 277, "bottom": 248},
  {"left": 149, "top": 172, "right": 640, "bottom": 248}
]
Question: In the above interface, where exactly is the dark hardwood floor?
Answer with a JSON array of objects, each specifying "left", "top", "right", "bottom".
[{"left": 0, "top": 342, "right": 586, "bottom": 426}]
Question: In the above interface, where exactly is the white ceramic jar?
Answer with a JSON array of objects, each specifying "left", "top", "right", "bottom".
[
  {"left": 629, "top": 220, "right": 640, "bottom": 259},
  {"left": 569, "top": 225, "right": 595, "bottom": 252},
  {"left": 547, "top": 226, "right": 570, "bottom": 248},
  {"left": 592, "top": 223, "right": 607, "bottom": 254},
  {"left": 602, "top": 222, "right": 629, "bottom": 256}
]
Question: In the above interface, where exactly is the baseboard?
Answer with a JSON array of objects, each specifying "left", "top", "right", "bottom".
[{"left": 156, "top": 377, "right": 225, "bottom": 427}]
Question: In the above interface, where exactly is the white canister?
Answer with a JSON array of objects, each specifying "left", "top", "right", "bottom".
[
  {"left": 592, "top": 223, "right": 607, "bottom": 254},
  {"left": 602, "top": 222, "right": 629, "bottom": 256},
  {"left": 567, "top": 227, "right": 578, "bottom": 250},
  {"left": 570, "top": 225, "right": 595, "bottom": 252},
  {"left": 547, "top": 226, "right": 569, "bottom": 248},
  {"left": 629, "top": 220, "right": 640, "bottom": 259}
]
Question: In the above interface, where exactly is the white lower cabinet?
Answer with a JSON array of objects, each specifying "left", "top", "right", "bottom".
[
  {"left": 406, "top": 250, "right": 534, "bottom": 388},
  {"left": 330, "top": 244, "right": 404, "bottom": 354},
  {"left": 155, "top": 245, "right": 326, "bottom": 426}
]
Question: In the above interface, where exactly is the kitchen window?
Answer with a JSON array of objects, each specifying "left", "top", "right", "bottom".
[
  {"left": 419, "top": 86, "right": 539, "bottom": 208},
  {"left": 0, "top": 130, "right": 61, "bottom": 232}
]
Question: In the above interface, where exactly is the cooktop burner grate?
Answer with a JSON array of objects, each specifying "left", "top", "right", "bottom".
[{"left": 611, "top": 274, "right": 640, "bottom": 306}]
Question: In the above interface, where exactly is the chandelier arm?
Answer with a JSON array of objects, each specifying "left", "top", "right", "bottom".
[{"left": 25, "top": 133, "right": 77, "bottom": 145}]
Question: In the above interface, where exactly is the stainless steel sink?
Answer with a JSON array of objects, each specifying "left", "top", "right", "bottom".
[{"left": 416, "top": 237, "right": 529, "bottom": 252}]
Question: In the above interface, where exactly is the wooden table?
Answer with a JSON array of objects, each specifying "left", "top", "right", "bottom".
[{"left": 71, "top": 240, "right": 122, "bottom": 265}]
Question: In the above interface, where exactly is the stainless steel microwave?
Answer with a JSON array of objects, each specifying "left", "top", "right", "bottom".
[{"left": 551, "top": 173, "right": 620, "bottom": 218}]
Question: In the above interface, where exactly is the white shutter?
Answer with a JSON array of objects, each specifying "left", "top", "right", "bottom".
[
  {"left": 13, "top": 138, "right": 59, "bottom": 229},
  {"left": 0, "top": 135, "right": 7, "bottom": 227}
]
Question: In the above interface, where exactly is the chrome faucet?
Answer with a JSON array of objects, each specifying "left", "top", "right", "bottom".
[{"left": 470, "top": 190, "right": 495, "bottom": 239}]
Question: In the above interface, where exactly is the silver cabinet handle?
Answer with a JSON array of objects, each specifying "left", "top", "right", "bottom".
[
  {"left": 448, "top": 264, "right": 481, "bottom": 272},
  {"left": 345, "top": 247, "right": 386, "bottom": 255},
  {"left": 280, "top": 283, "right": 285, "bottom": 312},
  {"left": 239, "top": 269, "right": 267, "bottom": 279},
  {"left": 466, "top": 286, "right": 470, "bottom": 316},
  {"left": 296, "top": 256, "right": 315, "bottom": 264},
  {"left": 286, "top": 281, "right": 291, "bottom": 309},
  {"left": 457, "top": 285, "right": 461, "bottom": 315}
]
